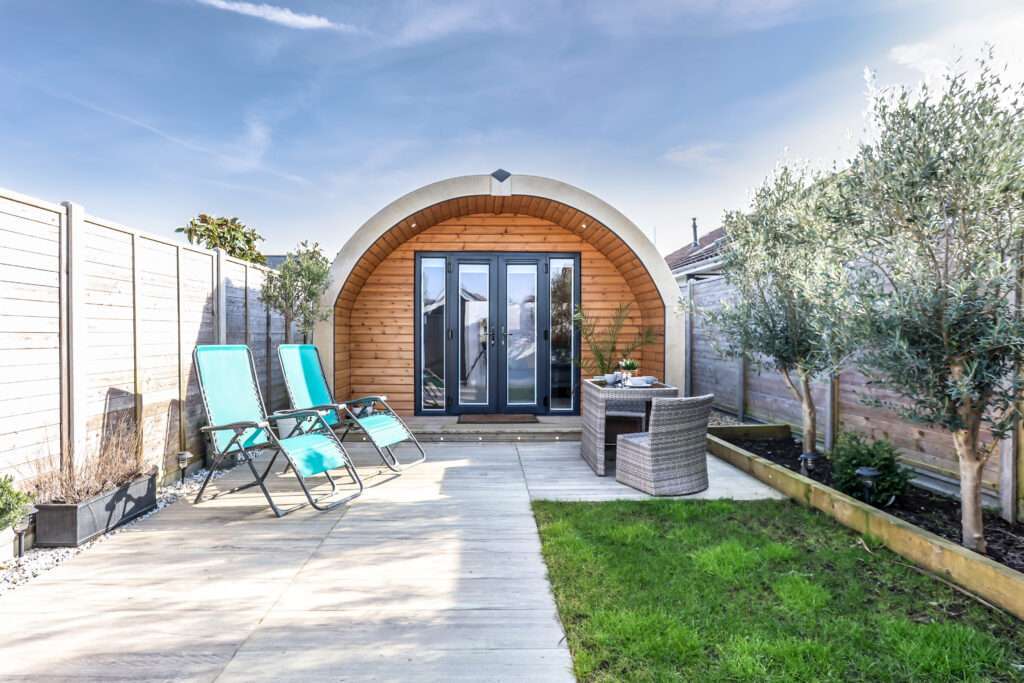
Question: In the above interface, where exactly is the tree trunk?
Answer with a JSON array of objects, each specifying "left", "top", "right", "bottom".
[
  {"left": 953, "top": 429, "right": 987, "bottom": 554},
  {"left": 284, "top": 315, "right": 292, "bottom": 344},
  {"left": 799, "top": 371, "right": 817, "bottom": 455}
]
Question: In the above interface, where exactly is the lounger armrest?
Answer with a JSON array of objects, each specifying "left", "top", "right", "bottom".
[
  {"left": 201, "top": 420, "right": 268, "bottom": 434},
  {"left": 267, "top": 409, "right": 324, "bottom": 422},
  {"left": 344, "top": 395, "right": 388, "bottom": 406}
]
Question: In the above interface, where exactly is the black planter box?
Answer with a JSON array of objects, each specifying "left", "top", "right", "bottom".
[{"left": 34, "top": 473, "right": 158, "bottom": 547}]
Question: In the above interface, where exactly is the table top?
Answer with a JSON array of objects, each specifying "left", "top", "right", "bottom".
[{"left": 583, "top": 378, "right": 678, "bottom": 392}]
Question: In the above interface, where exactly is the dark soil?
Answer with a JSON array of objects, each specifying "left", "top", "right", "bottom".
[{"left": 730, "top": 437, "right": 1024, "bottom": 575}]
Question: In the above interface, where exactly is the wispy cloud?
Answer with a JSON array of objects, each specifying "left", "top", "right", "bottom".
[
  {"left": 38, "top": 86, "right": 308, "bottom": 184},
  {"left": 195, "top": 0, "right": 360, "bottom": 33},
  {"left": 663, "top": 142, "right": 726, "bottom": 166}
]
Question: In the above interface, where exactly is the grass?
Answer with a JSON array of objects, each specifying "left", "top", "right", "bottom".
[{"left": 533, "top": 499, "right": 1024, "bottom": 682}]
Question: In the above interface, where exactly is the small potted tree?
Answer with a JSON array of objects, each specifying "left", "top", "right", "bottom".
[{"left": 261, "top": 241, "right": 331, "bottom": 343}]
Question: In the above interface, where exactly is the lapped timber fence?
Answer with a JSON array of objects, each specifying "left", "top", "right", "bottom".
[
  {"left": 682, "top": 275, "right": 1023, "bottom": 523},
  {"left": 0, "top": 186, "right": 296, "bottom": 485}
]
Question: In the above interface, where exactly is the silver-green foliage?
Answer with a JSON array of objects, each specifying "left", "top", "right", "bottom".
[
  {"left": 261, "top": 241, "right": 332, "bottom": 341},
  {"left": 708, "top": 165, "right": 853, "bottom": 450},
  {"left": 844, "top": 55, "right": 1024, "bottom": 551}
]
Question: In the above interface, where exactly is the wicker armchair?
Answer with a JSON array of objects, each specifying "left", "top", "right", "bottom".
[{"left": 615, "top": 394, "right": 715, "bottom": 496}]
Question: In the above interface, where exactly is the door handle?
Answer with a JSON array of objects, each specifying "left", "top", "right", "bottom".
[
  {"left": 490, "top": 327, "right": 496, "bottom": 345},
  {"left": 500, "top": 325, "right": 506, "bottom": 345}
]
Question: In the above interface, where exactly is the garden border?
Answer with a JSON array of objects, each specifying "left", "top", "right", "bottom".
[{"left": 707, "top": 424, "right": 1024, "bottom": 621}]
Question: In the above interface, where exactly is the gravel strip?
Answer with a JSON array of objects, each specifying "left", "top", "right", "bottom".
[{"left": 0, "top": 468, "right": 227, "bottom": 596}]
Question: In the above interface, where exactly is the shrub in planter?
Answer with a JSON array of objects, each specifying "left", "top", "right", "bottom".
[
  {"left": 829, "top": 433, "right": 911, "bottom": 506},
  {"left": 0, "top": 475, "right": 31, "bottom": 531},
  {"left": 1, "top": 475, "right": 32, "bottom": 560},
  {"left": 28, "top": 417, "right": 157, "bottom": 547}
]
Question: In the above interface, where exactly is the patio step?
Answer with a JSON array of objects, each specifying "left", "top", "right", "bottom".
[{"left": 398, "top": 416, "right": 582, "bottom": 442}]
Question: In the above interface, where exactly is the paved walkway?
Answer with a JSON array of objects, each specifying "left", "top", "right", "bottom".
[{"left": 0, "top": 443, "right": 780, "bottom": 682}]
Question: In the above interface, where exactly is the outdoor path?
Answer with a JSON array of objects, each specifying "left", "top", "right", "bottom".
[{"left": 0, "top": 443, "right": 780, "bottom": 682}]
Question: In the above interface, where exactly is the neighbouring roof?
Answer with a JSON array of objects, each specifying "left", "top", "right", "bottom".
[
  {"left": 264, "top": 254, "right": 287, "bottom": 269},
  {"left": 664, "top": 227, "right": 726, "bottom": 272}
]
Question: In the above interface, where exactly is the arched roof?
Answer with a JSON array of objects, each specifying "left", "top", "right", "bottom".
[{"left": 314, "top": 173, "right": 684, "bottom": 388}]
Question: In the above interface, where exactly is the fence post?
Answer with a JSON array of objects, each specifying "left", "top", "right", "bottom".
[
  {"left": 683, "top": 279, "right": 694, "bottom": 397},
  {"left": 1000, "top": 419, "right": 1019, "bottom": 523},
  {"left": 214, "top": 248, "right": 227, "bottom": 344},
  {"left": 131, "top": 233, "right": 144, "bottom": 462},
  {"left": 737, "top": 357, "right": 747, "bottom": 421},
  {"left": 61, "top": 202, "right": 87, "bottom": 468},
  {"left": 824, "top": 374, "right": 838, "bottom": 452}
]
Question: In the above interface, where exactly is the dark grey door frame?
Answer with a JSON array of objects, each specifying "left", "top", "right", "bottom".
[{"left": 413, "top": 251, "right": 581, "bottom": 416}]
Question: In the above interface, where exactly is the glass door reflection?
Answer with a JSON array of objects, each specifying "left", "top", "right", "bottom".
[
  {"left": 504, "top": 262, "right": 538, "bottom": 407},
  {"left": 458, "top": 263, "right": 491, "bottom": 406}
]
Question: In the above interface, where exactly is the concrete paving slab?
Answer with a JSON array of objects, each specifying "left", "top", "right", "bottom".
[{"left": 0, "top": 441, "right": 778, "bottom": 681}]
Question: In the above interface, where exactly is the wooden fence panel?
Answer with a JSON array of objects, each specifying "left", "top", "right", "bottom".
[
  {"left": 0, "top": 193, "right": 64, "bottom": 481},
  {"left": 137, "top": 237, "right": 181, "bottom": 473},
  {"left": 223, "top": 260, "right": 248, "bottom": 345},
  {"left": 178, "top": 250, "right": 216, "bottom": 458},
  {"left": 81, "top": 220, "right": 137, "bottom": 460},
  {"left": 245, "top": 267, "right": 271, "bottom": 406},
  {"left": 689, "top": 277, "right": 739, "bottom": 412},
  {"left": 838, "top": 369, "right": 1001, "bottom": 490},
  {"left": 744, "top": 366, "right": 830, "bottom": 446}
]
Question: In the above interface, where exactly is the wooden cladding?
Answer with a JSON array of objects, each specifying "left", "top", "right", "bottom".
[{"left": 334, "top": 197, "right": 667, "bottom": 416}]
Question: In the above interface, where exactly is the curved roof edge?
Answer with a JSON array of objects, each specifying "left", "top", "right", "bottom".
[{"left": 314, "top": 173, "right": 684, "bottom": 389}]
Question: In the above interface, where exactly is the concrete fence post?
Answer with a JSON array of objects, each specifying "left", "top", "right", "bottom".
[
  {"left": 1000, "top": 419, "right": 1019, "bottom": 523},
  {"left": 737, "top": 357, "right": 747, "bottom": 422},
  {"left": 214, "top": 248, "right": 227, "bottom": 344},
  {"left": 61, "top": 202, "right": 87, "bottom": 468},
  {"left": 824, "top": 374, "right": 838, "bottom": 452}
]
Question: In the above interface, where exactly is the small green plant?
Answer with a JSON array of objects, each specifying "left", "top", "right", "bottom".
[
  {"left": 176, "top": 214, "right": 267, "bottom": 264},
  {"left": 574, "top": 303, "right": 655, "bottom": 376},
  {"left": 829, "top": 433, "right": 911, "bottom": 506},
  {"left": 0, "top": 475, "right": 31, "bottom": 530},
  {"left": 620, "top": 358, "right": 639, "bottom": 373}
]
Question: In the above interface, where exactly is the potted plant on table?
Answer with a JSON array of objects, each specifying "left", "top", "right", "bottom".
[
  {"left": 0, "top": 475, "right": 31, "bottom": 562},
  {"left": 29, "top": 417, "right": 157, "bottom": 548},
  {"left": 575, "top": 303, "right": 656, "bottom": 385},
  {"left": 619, "top": 358, "right": 639, "bottom": 380}
]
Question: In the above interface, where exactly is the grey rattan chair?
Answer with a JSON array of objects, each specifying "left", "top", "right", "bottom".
[{"left": 615, "top": 394, "right": 714, "bottom": 496}]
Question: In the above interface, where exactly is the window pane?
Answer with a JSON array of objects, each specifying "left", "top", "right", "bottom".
[
  {"left": 420, "top": 257, "right": 446, "bottom": 410},
  {"left": 506, "top": 264, "right": 537, "bottom": 405},
  {"left": 459, "top": 263, "right": 490, "bottom": 405},
  {"left": 549, "top": 259, "right": 574, "bottom": 410}
]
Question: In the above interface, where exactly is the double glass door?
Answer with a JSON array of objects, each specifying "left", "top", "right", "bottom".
[{"left": 415, "top": 252, "right": 580, "bottom": 415}]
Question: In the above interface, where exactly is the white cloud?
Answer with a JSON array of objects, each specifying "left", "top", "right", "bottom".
[
  {"left": 663, "top": 142, "right": 726, "bottom": 166},
  {"left": 887, "top": 5, "right": 1024, "bottom": 84},
  {"left": 195, "top": 0, "right": 360, "bottom": 32}
]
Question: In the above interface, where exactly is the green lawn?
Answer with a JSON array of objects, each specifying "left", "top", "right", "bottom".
[{"left": 533, "top": 499, "right": 1024, "bottom": 682}]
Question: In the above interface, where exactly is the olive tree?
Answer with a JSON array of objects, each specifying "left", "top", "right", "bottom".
[
  {"left": 708, "top": 165, "right": 853, "bottom": 459},
  {"left": 261, "top": 241, "right": 331, "bottom": 342},
  {"left": 844, "top": 58, "right": 1024, "bottom": 552}
]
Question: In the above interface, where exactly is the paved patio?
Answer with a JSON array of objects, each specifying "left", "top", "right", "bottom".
[{"left": 0, "top": 443, "right": 781, "bottom": 682}]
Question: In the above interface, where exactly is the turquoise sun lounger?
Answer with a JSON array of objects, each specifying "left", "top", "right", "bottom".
[
  {"left": 278, "top": 344, "right": 426, "bottom": 473},
  {"left": 193, "top": 344, "right": 362, "bottom": 516}
]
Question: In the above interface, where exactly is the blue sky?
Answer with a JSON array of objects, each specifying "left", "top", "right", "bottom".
[{"left": 1, "top": 0, "right": 1021, "bottom": 256}]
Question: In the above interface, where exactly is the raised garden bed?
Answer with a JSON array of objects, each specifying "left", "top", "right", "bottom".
[
  {"left": 34, "top": 472, "right": 158, "bottom": 548},
  {"left": 708, "top": 424, "right": 1024, "bottom": 622},
  {"left": 725, "top": 434, "right": 1024, "bottom": 574}
]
